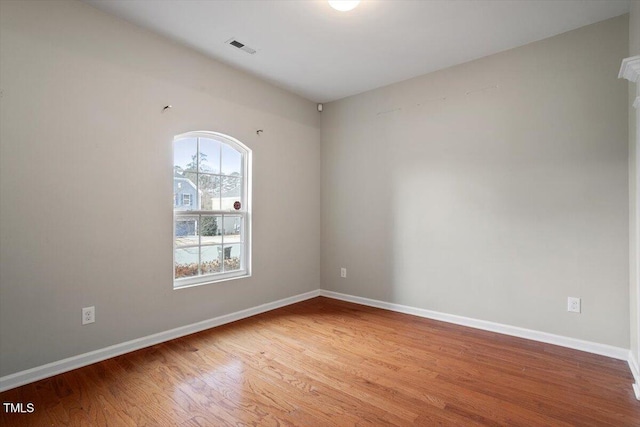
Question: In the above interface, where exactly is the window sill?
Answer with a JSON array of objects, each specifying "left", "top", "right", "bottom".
[{"left": 173, "top": 270, "right": 250, "bottom": 290}]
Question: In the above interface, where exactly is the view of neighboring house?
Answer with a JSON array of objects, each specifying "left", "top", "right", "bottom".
[
  {"left": 174, "top": 176, "right": 199, "bottom": 237},
  {"left": 173, "top": 176, "right": 198, "bottom": 212}
]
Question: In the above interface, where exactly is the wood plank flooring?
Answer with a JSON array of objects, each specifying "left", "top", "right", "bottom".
[{"left": 1, "top": 297, "right": 638, "bottom": 426}]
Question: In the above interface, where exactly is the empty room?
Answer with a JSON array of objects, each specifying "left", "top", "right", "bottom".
[{"left": 1, "top": 0, "right": 639, "bottom": 425}]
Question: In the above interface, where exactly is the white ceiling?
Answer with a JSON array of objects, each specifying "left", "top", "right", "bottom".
[{"left": 83, "top": 0, "right": 631, "bottom": 103}]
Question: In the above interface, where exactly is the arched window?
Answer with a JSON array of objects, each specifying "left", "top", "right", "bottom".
[{"left": 173, "top": 131, "right": 251, "bottom": 288}]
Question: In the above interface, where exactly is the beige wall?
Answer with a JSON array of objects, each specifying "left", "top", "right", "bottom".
[
  {"left": 629, "top": 1, "right": 640, "bottom": 364},
  {"left": 321, "top": 16, "right": 630, "bottom": 347},
  {"left": 0, "top": 0, "right": 321, "bottom": 376}
]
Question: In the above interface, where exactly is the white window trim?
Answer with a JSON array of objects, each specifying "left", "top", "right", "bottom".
[{"left": 173, "top": 131, "right": 252, "bottom": 289}]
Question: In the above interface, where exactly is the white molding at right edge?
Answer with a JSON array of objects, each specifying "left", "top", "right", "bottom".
[
  {"left": 620, "top": 54, "right": 640, "bottom": 401},
  {"left": 619, "top": 55, "right": 640, "bottom": 83},
  {"left": 629, "top": 353, "right": 640, "bottom": 400}
]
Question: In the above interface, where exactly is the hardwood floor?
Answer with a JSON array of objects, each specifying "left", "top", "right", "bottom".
[{"left": 1, "top": 297, "right": 638, "bottom": 426}]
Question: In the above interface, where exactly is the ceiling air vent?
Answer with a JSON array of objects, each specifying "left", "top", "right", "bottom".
[{"left": 225, "top": 38, "right": 256, "bottom": 55}]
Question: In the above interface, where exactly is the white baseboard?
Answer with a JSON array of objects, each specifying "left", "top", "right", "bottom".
[
  {"left": 319, "top": 290, "right": 630, "bottom": 361},
  {"left": 2, "top": 288, "right": 635, "bottom": 397},
  {"left": 628, "top": 353, "right": 640, "bottom": 400},
  {"left": 0, "top": 289, "right": 320, "bottom": 393}
]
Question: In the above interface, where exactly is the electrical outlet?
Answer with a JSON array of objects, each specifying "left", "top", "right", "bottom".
[
  {"left": 567, "top": 297, "right": 581, "bottom": 313},
  {"left": 340, "top": 268, "right": 347, "bottom": 278},
  {"left": 82, "top": 306, "right": 95, "bottom": 325}
]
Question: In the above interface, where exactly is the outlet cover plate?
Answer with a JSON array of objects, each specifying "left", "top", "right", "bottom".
[
  {"left": 567, "top": 297, "right": 581, "bottom": 313},
  {"left": 82, "top": 306, "right": 95, "bottom": 325}
]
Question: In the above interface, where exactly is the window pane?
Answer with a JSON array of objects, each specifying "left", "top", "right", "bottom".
[
  {"left": 201, "top": 245, "right": 222, "bottom": 275},
  {"left": 223, "top": 215, "right": 243, "bottom": 244},
  {"left": 221, "top": 144, "right": 242, "bottom": 176},
  {"left": 174, "top": 138, "right": 198, "bottom": 174},
  {"left": 175, "top": 215, "right": 199, "bottom": 247},
  {"left": 223, "top": 244, "right": 242, "bottom": 272},
  {"left": 200, "top": 215, "right": 222, "bottom": 245},
  {"left": 221, "top": 177, "right": 241, "bottom": 210},
  {"left": 174, "top": 175, "right": 197, "bottom": 211},
  {"left": 199, "top": 174, "right": 220, "bottom": 210},
  {"left": 175, "top": 247, "right": 199, "bottom": 278},
  {"left": 199, "top": 138, "right": 221, "bottom": 173}
]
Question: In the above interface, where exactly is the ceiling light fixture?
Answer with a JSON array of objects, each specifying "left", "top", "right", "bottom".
[{"left": 328, "top": 0, "right": 360, "bottom": 12}]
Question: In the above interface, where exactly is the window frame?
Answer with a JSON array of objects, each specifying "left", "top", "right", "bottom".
[{"left": 172, "top": 131, "right": 252, "bottom": 289}]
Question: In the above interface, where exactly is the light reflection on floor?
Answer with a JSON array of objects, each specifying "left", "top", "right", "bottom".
[{"left": 173, "top": 358, "right": 246, "bottom": 418}]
